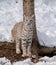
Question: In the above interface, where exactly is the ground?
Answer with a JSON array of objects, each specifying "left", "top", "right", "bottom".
[
  {"left": 0, "top": 41, "right": 56, "bottom": 63},
  {"left": 0, "top": 43, "right": 56, "bottom": 65},
  {"left": 0, "top": 41, "right": 39, "bottom": 63},
  {"left": 0, "top": 42, "right": 27, "bottom": 62}
]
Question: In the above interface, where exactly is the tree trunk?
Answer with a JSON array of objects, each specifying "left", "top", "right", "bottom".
[{"left": 23, "top": 0, "right": 40, "bottom": 45}]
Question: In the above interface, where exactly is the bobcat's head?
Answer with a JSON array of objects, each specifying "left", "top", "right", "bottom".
[{"left": 23, "top": 15, "right": 34, "bottom": 30}]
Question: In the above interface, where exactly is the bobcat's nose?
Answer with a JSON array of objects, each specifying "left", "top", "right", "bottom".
[{"left": 28, "top": 23, "right": 30, "bottom": 25}]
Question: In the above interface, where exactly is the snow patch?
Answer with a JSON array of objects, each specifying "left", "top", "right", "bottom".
[
  {"left": 0, "top": 56, "right": 56, "bottom": 65},
  {"left": 0, "top": 57, "right": 11, "bottom": 65}
]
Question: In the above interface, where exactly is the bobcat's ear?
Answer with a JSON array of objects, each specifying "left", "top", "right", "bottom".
[
  {"left": 23, "top": 15, "right": 26, "bottom": 19},
  {"left": 30, "top": 14, "right": 35, "bottom": 20},
  {"left": 23, "top": 15, "right": 28, "bottom": 22}
]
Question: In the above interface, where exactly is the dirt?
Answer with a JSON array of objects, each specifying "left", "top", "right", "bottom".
[
  {"left": 0, "top": 42, "right": 28, "bottom": 62},
  {"left": 0, "top": 41, "right": 56, "bottom": 63},
  {"left": 0, "top": 42, "right": 39, "bottom": 63}
]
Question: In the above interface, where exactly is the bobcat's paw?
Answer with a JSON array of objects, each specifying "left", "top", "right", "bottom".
[
  {"left": 16, "top": 50, "right": 21, "bottom": 54},
  {"left": 27, "top": 53, "right": 32, "bottom": 57},
  {"left": 22, "top": 54, "right": 27, "bottom": 57}
]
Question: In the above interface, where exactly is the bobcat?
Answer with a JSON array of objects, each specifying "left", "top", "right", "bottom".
[{"left": 11, "top": 15, "right": 34, "bottom": 57}]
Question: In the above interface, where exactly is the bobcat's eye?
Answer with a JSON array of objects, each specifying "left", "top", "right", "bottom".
[
  {"left": 28, "top": 23, "right": 30, "bottom": 25},
  {"left": 30, "top": 20, "right": 32, "bottom": 23},
  {"left": 26, "top": 20, "right": 28, "bottom": 21}
]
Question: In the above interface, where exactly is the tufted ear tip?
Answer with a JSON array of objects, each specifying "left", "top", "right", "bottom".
[
  {"left": 23, "top": 15, "right": 26, "bottom": 22},
  {"left": 30, "top": 14, "right": 35, "bottom": 21},
  {"left": 23, "top": 15, "right": 25, "bottom": 17}
]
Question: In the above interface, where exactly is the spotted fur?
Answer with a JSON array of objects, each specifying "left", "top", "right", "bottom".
[{"left": 11, "top": 15, "right": 34, "bottom": 57}]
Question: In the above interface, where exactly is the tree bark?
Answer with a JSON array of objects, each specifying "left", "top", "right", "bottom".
[{"left": 23, "top": 0, "right": 40, "bottom": 45}]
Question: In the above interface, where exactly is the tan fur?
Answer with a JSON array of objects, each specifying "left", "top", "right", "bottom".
[
  {"left": 11, "top": 15, "right": 34, "bottom": 57},
  {"left": 12, "top": 22, "right": 23, "bottom": 54}
]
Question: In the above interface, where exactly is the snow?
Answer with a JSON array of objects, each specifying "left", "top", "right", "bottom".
[
  {"left": 35, "top": 0, "right": 56, "bottom": 47},
  {"left": 0, "top": 0, "right": 23, "bottom": 42},
  {"left": 0, "top": 0, "right": 56, "bottom": 47},
  {"left": 13, "top": 58, "right": 34, "bottom": 65},
  {"left": 0, "top": 57, "right": 11, "bottom": 65},
  {"left": 0, "top": 56, "right": 56, "bottom": 65}
]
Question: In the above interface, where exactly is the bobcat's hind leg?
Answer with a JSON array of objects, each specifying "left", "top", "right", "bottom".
[{"left": 16, "top": 39, "right": 21, "bottom": 54}]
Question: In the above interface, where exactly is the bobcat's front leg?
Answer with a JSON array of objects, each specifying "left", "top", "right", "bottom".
[
  {"left": 21, "top": 39, "right": 27, "bottom": 57},
  {"left": 16, "top": 39, "right": 21, "bottom": 54},
  {"left": 27, "top": 40, "right": 32, "bottom": 57}
]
